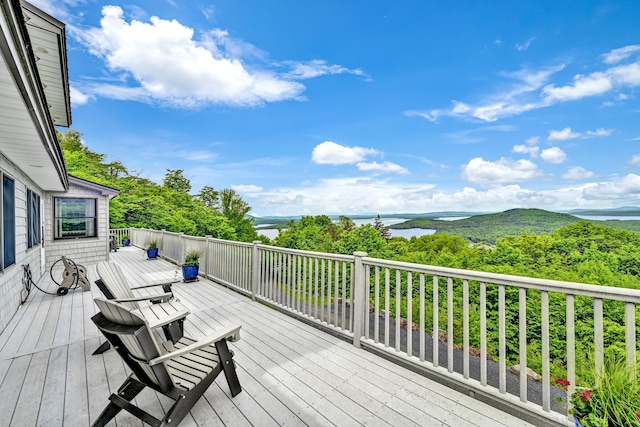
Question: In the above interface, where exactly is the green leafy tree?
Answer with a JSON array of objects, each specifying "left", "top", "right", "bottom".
[{"left": 163, "top": 169, "right": 191, "bottom": 194}]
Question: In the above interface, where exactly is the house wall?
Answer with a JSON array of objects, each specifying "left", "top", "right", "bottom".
[
  {"left": 0, "top": 152, "right": 45, "bottom": 333},
  {"left": 44, "top": 182, "right": 111, "bottom": 270}
]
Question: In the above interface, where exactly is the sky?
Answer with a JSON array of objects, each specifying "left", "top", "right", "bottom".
[{"left": 32, "top": 0, "right": 640, "bottom": 216}]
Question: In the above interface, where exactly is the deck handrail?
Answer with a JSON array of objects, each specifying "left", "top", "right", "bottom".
[{"left": 113, "top": 226, "right": 640, "bottom": 426}]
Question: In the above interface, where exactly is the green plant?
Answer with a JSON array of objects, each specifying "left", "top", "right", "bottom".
[
  {"left": 147, "top": 240, "right": 158, "bottom": 250},
  {"left": 122, "top": 234, "right": 129, "bottom": 240},
  {"left": 556, "top": 357, "right": 640, "bottom": 427},
  {"left": 183, "top": 250, "right": 201, "bottom": 266}
]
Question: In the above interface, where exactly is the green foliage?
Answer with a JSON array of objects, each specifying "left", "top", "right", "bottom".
[
  {"left": 147, "top": 240, "right": 158, "bottom": 250},
  {"left": 58, "top": 129, "right": 256, "bottom": 242},
  {"left": 567, "top": 357, "right": 640, "bottom": 427},
  {"left": 163, "top": 169, "right": 191, "bottom": 193},
  {"left": 183, "top": 250, "right": 201, "bottom": 266}
]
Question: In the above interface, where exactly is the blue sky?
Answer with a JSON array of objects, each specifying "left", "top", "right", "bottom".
[{"left": 35, "top": 0, "right": 640, "bottom": 216}]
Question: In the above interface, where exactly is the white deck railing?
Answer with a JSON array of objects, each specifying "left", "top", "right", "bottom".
[{"left": 118, "top": 227, "right": 640, "bottom": 426}]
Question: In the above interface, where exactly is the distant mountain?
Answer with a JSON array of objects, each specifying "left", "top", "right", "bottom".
[
  {"left": 565, "top": 206, "right": 640, "bottom": 216},
  {"left": 252, "top": 208, "right": 640, "bottom": 240},
  {"left": 389, "top": 208, "right": 584, "bottom": 242}
]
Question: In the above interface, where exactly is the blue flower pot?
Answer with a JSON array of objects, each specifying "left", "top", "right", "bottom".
[
  {"left": 574, "top": 416, "right": 584, "bottom": 427},
  {"left": 147, "top": 248, "right": 159, "bottom": 259},
  {"left": 123, "top": 239, "right": 130, "bottom": 246},
  {"left": 182, "top": 265, "right": 199, "bottom": 281}
]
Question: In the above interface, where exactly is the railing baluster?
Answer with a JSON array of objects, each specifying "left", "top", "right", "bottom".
[
  {"left": 499, "top": 284, "right": 506, "bottom": 393},
  {"left": 407, "top": 272, "right": 413, "bottom": 357},
  {"left": 463, "top": 279, "right": 469, "bottom": 379},
  {"left": 395, "top": 269, "right": 401, "bottom": 352},
  {"left": 542, "top": 290, "right": 550, "bottom": 411},
  {"left": 314, "top": 258, "right": 319, "bottom": 320},
  {"left": 287, "top": 253, "right": 293, "bottom": 309},
  {"left": 594, "top": 297, "right": 604, "bottom": 378},
  {"left": 374, "top": 266, "right": 380, "bottom": 343},
  {"left": 433, "top": 275, "right": 439, "bottom": 368},
  {"left": 321, "top": 259, "right": 326, "bottom": 323},
  {"left": 566, "top": 294, "right": 575, "bottom": 405},
  {"left": 342, "top": 262, "right": 347, "bottom": 330},
  {"left": 520, "top": 287, "right": 528, "bottom": 403},
  {"left": 302, "top": 256, "right": 308, "bottom": 314},
  {"left": 420, "top": 273, "right": 426, "bottom": 362},
  {"left": 448, "top": 276, "right": 453, "bottom": 373},
  {"left": 626, "top": 301, "right": 636, "bottom": 376},
  {"left": 480, "top": 281, "right": 486, "bottom": 386},
  {"left": 385, "top": 267, "right": 390, "bottom": 348},
  {"left": 365, "top": 265, "right": 371, "bottom": 339},
  {"left": 333, "top": 260, "right": 339, "bottom": 327}
]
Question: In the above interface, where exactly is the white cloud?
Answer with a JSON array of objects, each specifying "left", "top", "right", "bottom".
[
  {"left": 283, "top": 60, "right": 369, "bottom": 80},
  {"left": 512, "top": 144, "right": 539, "bottom": 157},
  {"left": 628, "top": 154, "right": 640, "bottom": 166},
  {"left": 526, "top": 136, "right": 539, "bottom": 145},
  {"left": 562, "top": 167, "right": 596, "bottom": 180},
  {"left": 69, "top": 85, "right": 91, "bottom": 106},
  {"left": 515, "top": 37, "right": 535, "bottom": 51},
  {"left": 231, "top": 184, "right": 263, "bottom": 193},
  {"left": 582, "top": 174, "right": 640, "bottom": 200},
  {"left": 462, "top": 157, "right": 542, "bottom": 185},
  {"left": 542, "top": 72, "right": 613, "bottom": 102},
  {"left": 548, "top": 127, "right": 580, "bottom": 141},
  {"left": 602, "top": 44, "right": 640, "bottom": 64},
  {"left": 311, "top": 141, "right": 379, "bottom": 165},
  {"left": 410, "top": 45, "right": 640, "bottom": 124},
  {"left": 585, "top": 128, "right": 613, "bottom": 137},
  {"left": 540, "top": 147, "right": 567, "bottom": 164},
  {"left": 548, "top": 127, "right": 613, "bottom": 141},
  {"left": 72, "top": 6, "right": 360, "bottom": 108},
  {"left": 356, "top": 161, "right": 409, "bottom": 174}
]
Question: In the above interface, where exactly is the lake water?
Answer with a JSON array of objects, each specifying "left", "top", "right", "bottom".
[{"left": 256, "top": 217, "right": 435, "bottom": 240}]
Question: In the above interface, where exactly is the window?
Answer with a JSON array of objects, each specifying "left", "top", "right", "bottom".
[
  {"left": 2, "top": 174, "right": 15, "bottom": 269},
  {"left": 27, "top": 189, "right": 41, "bottom": 248},
  {"left": 54, "top": 198, "right": 97, "bottom": 239}
]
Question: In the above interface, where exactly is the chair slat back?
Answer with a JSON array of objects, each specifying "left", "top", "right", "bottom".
[
  {"left": 96, "top": 261, "right": 139, "bottom": 309},
  {"left": 93, "top": 298, "right": 170, "bottom": 389}
]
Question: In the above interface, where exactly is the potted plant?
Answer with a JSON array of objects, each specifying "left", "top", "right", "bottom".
[
  {"left": 181, "top": 250, "right": 201, "bottom": 282},
  {"left": 146, "top": 240, "right": 159, "bottom": 259},
  {"left": 556, "top": 357, "right": 640, "bottom": 427},
  {"left": 122, "top": 234, "right": 130, "bottom": 246}
]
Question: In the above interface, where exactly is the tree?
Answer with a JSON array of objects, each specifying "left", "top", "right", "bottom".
[
  {"left": 373, "top": 214, "right": 392, "bottom": 241},
  {"left": 219, "top": 189, "right": 257, "bottom": 242},
  {"left": 197, "top": 186, "right": 220, "bottom": 210},
  {"left": 163, "top": 169, "right": 191, "bottom": 194},
  {"left": 337, "top": 216, "right": 356, "bottom": 232}
]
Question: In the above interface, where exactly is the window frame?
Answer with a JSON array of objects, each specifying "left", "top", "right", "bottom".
[
  {"left": 53, "top": 197, "right": 98, "bottom": 240},
  {"left": 1, "top": 173, "right": 16, "bottom": 271},
  {"left": 27, "top": 188, "right": 41, "bottom": 249}
]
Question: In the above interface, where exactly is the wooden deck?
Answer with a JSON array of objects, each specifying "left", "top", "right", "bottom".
[{"left": 0, "top": 247, "right": 536, "bottom": 426}]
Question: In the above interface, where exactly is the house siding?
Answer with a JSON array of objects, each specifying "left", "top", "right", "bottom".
[
  {"left": 44, "top": 182, "right": 111, "bottom": 270},
  {"left": 0, "top": 153, "right": 45, "bottom": 333}
]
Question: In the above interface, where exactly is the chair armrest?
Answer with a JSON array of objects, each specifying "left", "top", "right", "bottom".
[
  {"left": 136, "top": 307, "right": 190, "bottom": 329},
  {"left": 112, "top": 292, "right": 173, "bottom": 303},
  {"left": 149, "top": 324, "right": 242, "bottom": 366},
  {"left": 130, "top": 279, "right": 179, "bottom": 291}
]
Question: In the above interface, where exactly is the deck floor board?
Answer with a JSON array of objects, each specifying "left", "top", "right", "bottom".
[{"left": 0, "top": 247, "right": 537, "bottom": 426}]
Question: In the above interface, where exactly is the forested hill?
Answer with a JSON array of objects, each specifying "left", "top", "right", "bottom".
[{"left": 390, "top": 208, "right": 640, "bottom": 243}]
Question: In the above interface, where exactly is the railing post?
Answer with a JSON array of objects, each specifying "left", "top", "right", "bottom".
[
  {"left": 179, "top": 232, "right": 185, "bottom": 264},
  {"left": 251, "top": 241, "right": 261, "bottom": 301},
  {"left": 352, "top": 251, "right": 367, "bottom": 349},
  {"left": 205, "top": 235, "right": 212, "bottom": 278}
]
